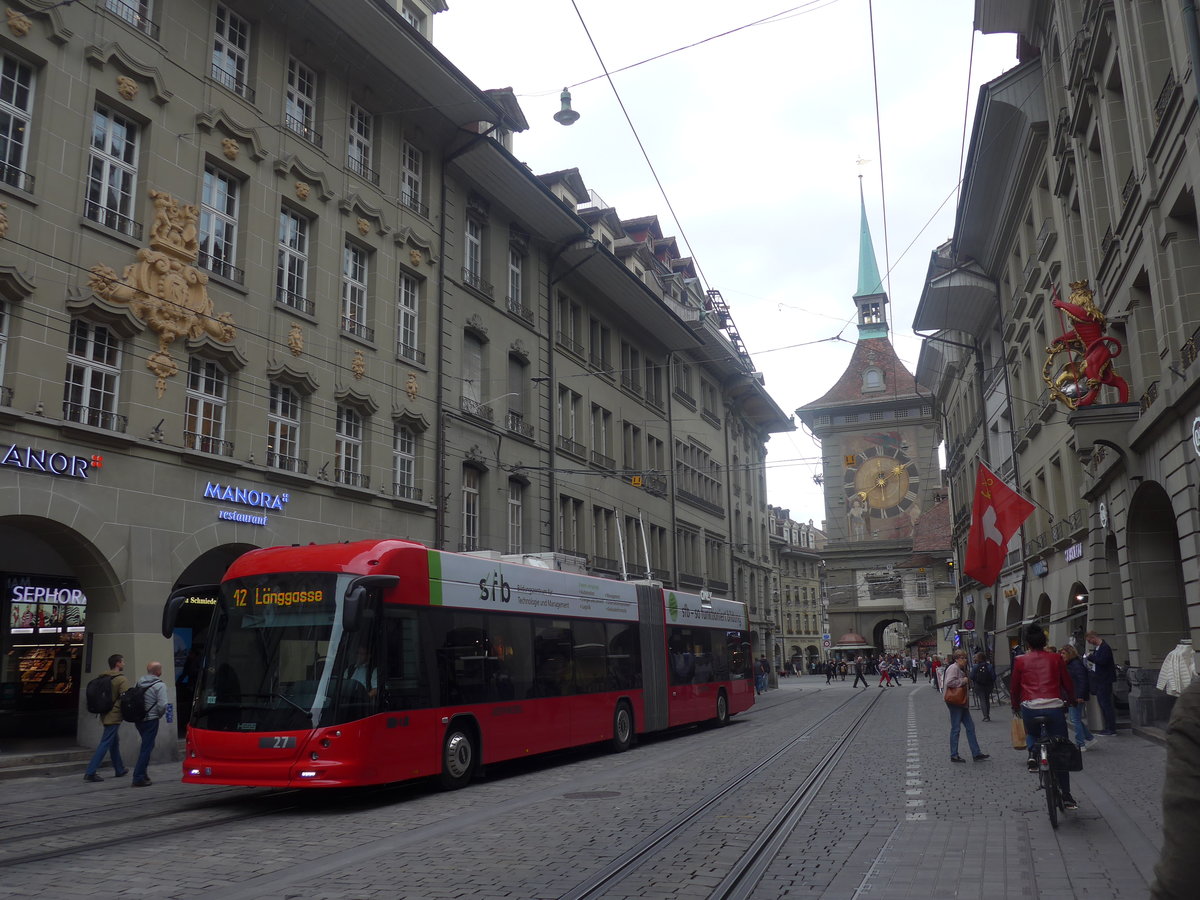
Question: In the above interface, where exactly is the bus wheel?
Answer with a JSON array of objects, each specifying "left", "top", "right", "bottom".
[
  {"left": 611, "top": 702, "right": 633, "bottom": 752},
  {"left": 438, "top": 723, "right": 477, "bottom": 790},
  {"left": 714, "top": 691, "right": 730, "bottom": 727}
]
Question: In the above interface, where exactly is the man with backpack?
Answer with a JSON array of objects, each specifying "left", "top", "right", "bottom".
[
  {"left": 127, "top": 660, "right": 168, "bottom": 787},
  {"left": 83, "top": 653, "right": 129, "bottom": 782},
  {"left": 970, "top": 651, "right": 996, "bottom": 721}
]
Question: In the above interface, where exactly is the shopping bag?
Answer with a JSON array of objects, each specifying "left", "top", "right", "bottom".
[{"left": 1011, "top": 715, "right": 1027, "bottom": 750}]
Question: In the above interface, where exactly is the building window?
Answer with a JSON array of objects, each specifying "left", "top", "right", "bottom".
[
  {"left": 397, "top": 273, "right": 421, "bottom": 362},
  {"left": 285, "top": 57, "right": 320, "bottom": 146},
  {"left": 212, "top": 5, "right": 252, "bottom": 99},
  {"left": 507, "top": 246, "right": 523, "bottom": 301},
  {"left": 464, "top": 217, "right": 485, "bottom": 292},
  {"left": 591, "top": 404, "right": 613, "bottom": 467},
  {"left": 184, "top": 358, "right": 229, "bottom": 455},
  {"left": 63, "top": 320, "right": 123, "bottom": 430},
  {"left": 0, "top": 300, "right": 7, "bottom": 392},
  {"left": 276, "top": 207, "right": 310, "bottom": 313},
  {"left": 335, "top": 406, "right": 366, "bottom": 487},
  {"left": 593, "top": 506, "right": 614, "bottom": 565},
  {"left": 267, "top": 383, "right": 303, "bottom": 472},
  {"left": 863, "top": 367, "right": 884, "bottom": 391},
  {"left": 393, "top": 424, "right": 418, "bottom": 500},
  {"left": 557, "top": 386, "right": 581, "bottom": 443},
  {"left": 559, "top": 494, "right": 582, "bottom": 553},
  {"left": 341, "top": 242, "right": 372, "bottom": 341},
  {"left": 85, "top": 105, "right": 139, "bottom": 236},
  {"left": 400, "top": 2, "right": 426, "bottom": 34},
  {"left": 462, "top": 467, "right": 480, "bottom": 551},
  {"left": 400, "top": 141, "right": 426, "bottom": 216},
  {"left": 589, "top": 318, "right": 612, "bottom": 374},
  {"left": 507, "top": 481, "right": 523, "bottom": 554},
  {"left": 620, "top": 341, "right": 642, "bottom": 394},
  {"left": 199, "top": 166, "right": 241, "bottom": 282},
  {"left": 104, "top": 0, "right": 155, "bottom": 36},
  {"left": 0, "top": 53, "right": 34, "bottom": 191},
  {"left": 462, "top": 333, "right": 484, "bottom": 408},
  {"left": 916, "top": 575, "right": 929, "bottom": 598},
  {"left": 347, "top": 102, "right": 378, "bottom": 185}
]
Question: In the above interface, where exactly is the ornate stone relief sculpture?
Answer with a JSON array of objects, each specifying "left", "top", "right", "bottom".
[{"left": 88, "top": 190, "right": 237, "bottom": 397}]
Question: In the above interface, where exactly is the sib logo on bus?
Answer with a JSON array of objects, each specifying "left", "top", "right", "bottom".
[
  {"left": 667, "top": 592, "right": 679, "bottom": 621},
  {"left": 479, "top": 571, "right": 512, "bottom": 603}
]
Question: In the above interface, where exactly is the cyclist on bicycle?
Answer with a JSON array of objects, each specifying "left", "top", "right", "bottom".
[{"left": 1010, "top": 624, "right": 1079, "bottom": 810}]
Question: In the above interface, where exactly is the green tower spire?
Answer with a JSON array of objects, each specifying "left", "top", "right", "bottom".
[
  {"left": 854, "top": 177, "right": 888, "bottom": 339},
  {"left": 855, "top": 178, "right": 883, "bottom": 298}
]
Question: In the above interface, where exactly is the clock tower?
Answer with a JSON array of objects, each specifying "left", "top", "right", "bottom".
[{"left": 795, "top": 187, "right": 941, "bottom": 657}]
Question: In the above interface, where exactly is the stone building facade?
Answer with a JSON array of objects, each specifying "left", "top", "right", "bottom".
[
  {"left": 769, "top": 508, "right": 826, "bottom": 670},
  {"left": 917, "top": 0, "right": 1200, "bottom": 727},
  {"left": 0, "top": 0, "right": 790, "bottom": 748}
]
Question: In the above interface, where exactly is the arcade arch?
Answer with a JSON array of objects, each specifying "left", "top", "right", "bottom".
[{"left": 1127, "top": 481, "right": 1187, "bottom": 665}]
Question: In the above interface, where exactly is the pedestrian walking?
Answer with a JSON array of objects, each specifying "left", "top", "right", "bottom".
[
  {"left": 970, "top": 651, "right": 996, "bottom": 721},
  {"left": 131, "top": 661, "right": 169, "bottom": 787},
  {"left": 825, "top": 659, "right": 836, "bottom": 684},
  {"left": 878, "top": 657, "right": 892, "bottom": 688},
  {"left": 852, "top": 655, "right": 868, "bottom": 688},
  {"left": 1150, "top": 676, "right": 1200, "bottom": 899},
  {"left": 756, "top": 655, "right": 770, "bottom": 695},
  {"left": 1011, "top": 624, "right": 1078, "bottom": 810},
  {"left": 944, "top": 650, "right": 988, "bottom": 762},
  {"left": 930, "top": 655, "right": 942, "bottom": 689},
  {"left": 1061, "top": 645, "right": 1097, "bottom": 751},
  {"left": 83, "top": 653, "right": 129, "bottom": 782},
  {"left": 1085, "top": 630, "right": 1118, "bottom": 734}
]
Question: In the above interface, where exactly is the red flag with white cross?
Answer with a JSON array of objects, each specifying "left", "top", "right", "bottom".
[{"left": 963, "top": 462, "right": 1035, "bottom": 586}]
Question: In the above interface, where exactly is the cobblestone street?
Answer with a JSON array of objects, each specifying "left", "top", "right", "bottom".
[{"left": 0, "top": 678, "right": 1166, "bottom": 898}]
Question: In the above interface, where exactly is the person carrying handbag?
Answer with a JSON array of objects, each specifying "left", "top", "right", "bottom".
[{"left": 944, "top": 649, "right": 989, "bottom": 763}]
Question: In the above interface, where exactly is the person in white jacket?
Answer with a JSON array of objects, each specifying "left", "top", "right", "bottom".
[{"left": 131, "top": 661, "right": 169, "bottom": 787}]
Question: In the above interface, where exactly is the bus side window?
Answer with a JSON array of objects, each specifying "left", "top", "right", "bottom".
[
  {"left": 668, "top": 628, "right": 695, "bottom": 686},
  {"left": 382, "top": 608, "right": 431, "bottom": 710},
  {"left": 572, "top": 619, "right": 606, "bottom": 693},
  {"left": 711, "top": 630, "right": 730, "bottom": 682},
  {"left": 485, "top": 614, "right": 533, "bottom": 702},
  {"left": 606, "top": 622, "right": 640, "bottom": 690},
  {"left": 533, "top": 622, "right": 572, "bottom": 696},
  {"left": 691, "top": 629, "right": 713, "bottom": 684}
]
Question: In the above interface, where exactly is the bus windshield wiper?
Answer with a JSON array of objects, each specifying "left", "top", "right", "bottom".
[{"left": 270, "top": 691, "right": 313, "bottom": 719}]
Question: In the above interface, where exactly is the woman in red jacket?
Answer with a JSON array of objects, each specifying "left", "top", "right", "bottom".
[{"left": 1011, "top": 624, "right": 1078, "bottom": 809}]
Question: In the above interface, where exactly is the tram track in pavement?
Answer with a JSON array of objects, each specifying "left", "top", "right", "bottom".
[
  {"left": 558, "top": 687, "right": 884, "bottom": 900},
  {"left": 0, "top": 787, "right": 306, "bottom": 870}
]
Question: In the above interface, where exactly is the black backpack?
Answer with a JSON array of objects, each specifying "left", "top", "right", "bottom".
[
  {"left": 119, "top": 679, "right": 159, "bottom": 723},
  {"left": 85, "top": 673, "right": 115, "bottom": 715},
  {"left": 972, "top": 663, "right": 995, "bottom": 688}
]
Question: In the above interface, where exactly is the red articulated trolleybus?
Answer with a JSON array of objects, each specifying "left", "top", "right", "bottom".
[{"left": 162, "top": 539, "right": 754, "bottom": 789}]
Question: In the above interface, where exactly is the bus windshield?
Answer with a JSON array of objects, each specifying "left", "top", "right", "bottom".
[{"left": 191, "top": 573, "right": 374, "bottom": 732}]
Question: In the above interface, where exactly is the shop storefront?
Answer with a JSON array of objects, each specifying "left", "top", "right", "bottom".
[{"left": 2, "top": 574, "right": 87, "bottom": 738}]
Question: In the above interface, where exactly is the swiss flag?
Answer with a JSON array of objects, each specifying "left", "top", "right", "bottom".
[{"left": 963, "top": 462, "right": 1035, "bottom": 587}]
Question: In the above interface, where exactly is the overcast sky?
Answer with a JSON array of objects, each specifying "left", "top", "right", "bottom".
[{"left": 434, "top": 0, "right": 1018, "bottom": 527}]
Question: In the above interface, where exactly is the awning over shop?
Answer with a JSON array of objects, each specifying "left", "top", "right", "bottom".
[{"left": 1048, "top": 606, "right": 1088, "bottom": 625}]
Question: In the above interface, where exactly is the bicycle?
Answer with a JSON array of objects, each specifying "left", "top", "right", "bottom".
[{"left": 1028, "top": 710, "right": 1080, "bottom": 829}]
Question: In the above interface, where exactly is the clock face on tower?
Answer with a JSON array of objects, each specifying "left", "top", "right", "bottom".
[{"left": 843, "top": 444, "right": 920, "bottom": 520}]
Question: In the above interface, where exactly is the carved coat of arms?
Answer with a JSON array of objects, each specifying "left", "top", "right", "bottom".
[{"left": 88, "top": 190, "right": 237, "bottom": 396}]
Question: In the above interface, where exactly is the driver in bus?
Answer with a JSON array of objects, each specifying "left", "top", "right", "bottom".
[{"left": 346, "top": 646, "right": 379, "bottom": 699}]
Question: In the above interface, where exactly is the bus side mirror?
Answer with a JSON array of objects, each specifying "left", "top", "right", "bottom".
[
  {"left": 342, "top": 575, "right": 398, "bottom": 632},
  {"left": 162, "top": 584, "right": 221, "bottom": 638}
]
